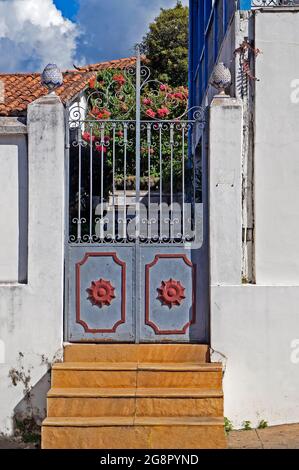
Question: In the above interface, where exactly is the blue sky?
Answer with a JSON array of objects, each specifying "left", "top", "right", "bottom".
[
  {"left": 56, "top": 0, "right": 189, "bottom": 65},
  {"left": 75, "top": 0, "right": 189, "bottom": 64},
  {"left": 54, "top": 0, "right": 80, "bottom": 20},
  {"left": 0, "top": 0, "right": 188, "bottom": 72}
]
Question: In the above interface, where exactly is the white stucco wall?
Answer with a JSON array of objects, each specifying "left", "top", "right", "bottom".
[
  {"left": 0, "top": 95, "right": 65, "bottom": 434},
  {"left": 210, "top": 10, "right": 299, "bottom": 429},
  {"left": 254, "top": 10, "right": 299, "bottom": 284},
  {"left": 212, "top": 285, "right": 299, "bottom": 428},
  {"left": 0, "top": 132, "right": 26, "bottom": 283}
]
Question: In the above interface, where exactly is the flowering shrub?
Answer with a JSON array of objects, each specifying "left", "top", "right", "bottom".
[{"left": 83, "top": 68, "right": 189, "bottom": 191}]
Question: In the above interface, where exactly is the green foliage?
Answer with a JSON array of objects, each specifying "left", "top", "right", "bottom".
[
  {"left": 243, "top": 420, "right": 252, "bottom": 431},
  {"left": 83, "top": 68, "right": 189, "bottom": 188},
  {"left": 224, "top": 417, "right": 234, "bottom": 434},
  {"left": 141, "top": 1, "right": 189, "bottom": 87},
  {"left": 258, "top": 420, "right": 268, "bottom": 429},
  {"left": 15, "top": 417, "right": 40, "bottom": 444},
  {"left": 69, "top": 70, "right": 190, "bottom": 238}
]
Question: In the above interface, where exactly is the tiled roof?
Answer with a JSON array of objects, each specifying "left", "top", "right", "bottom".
[
  {"left": 74, "top": 56, "right": 138, "bottom": 72},
  {"left": 0, "top": 57, "right": 137, "bottom": 117}
]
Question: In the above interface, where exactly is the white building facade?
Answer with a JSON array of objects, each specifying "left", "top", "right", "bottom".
[
  {"left": 0, "top": 2, "right": 299, "bottom": 436},
  {"left": 190, "top": 1, "right": 299, "bottom": 428}
]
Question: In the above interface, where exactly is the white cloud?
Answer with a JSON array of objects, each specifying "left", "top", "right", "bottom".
[
  {"left": 0, "top": 0, "right": 81, "bottom": 72},
  {"left": 76, "top": 0, "right": 189, "bottom": 65}
]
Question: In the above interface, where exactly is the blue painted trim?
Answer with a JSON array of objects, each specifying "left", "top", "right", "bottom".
[
  {"left": 238, "top": 0, "right": 252, "bottom": 10},
  {"left": 188, "top": 0, "right": 194, "bottom": 115},
  {"left": 188, "top": 0, "right": 240, "bottom": 108}
]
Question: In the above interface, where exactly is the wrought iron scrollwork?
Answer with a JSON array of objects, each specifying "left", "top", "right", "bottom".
[
  {"left": 251, "top": 0, "right": 298, "bottom": 6},
  {"left": 67, "top": 46, "right": 205, "bottom": 245}
]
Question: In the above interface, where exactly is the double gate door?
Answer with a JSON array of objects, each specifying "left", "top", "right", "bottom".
[{"left": 66, "top": 48, "right": 206, "bottom": 343}]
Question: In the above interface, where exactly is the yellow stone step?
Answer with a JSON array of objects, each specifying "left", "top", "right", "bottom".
[
  {"left": 51, "top": 362, "right": 223, "bottom": 389},
  {"left": 42, "top": 416, "right": 227, "bottom": 449},
  {"left": 47, "top": 387, "right": 224, "bottom": 418},
  {"left": 47, "top": 387, "right": 223, "bottom": 397},
  {"left": 64, "top": 344, "right": 209, "bottom": 364}
]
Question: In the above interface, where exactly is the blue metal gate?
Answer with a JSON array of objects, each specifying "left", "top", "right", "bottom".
[{"left": 65, "top": 48, "right": 206, "bottom": 343}]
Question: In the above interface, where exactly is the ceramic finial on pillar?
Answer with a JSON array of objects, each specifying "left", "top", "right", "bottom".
[
  {"left": 210, "top": 62, "right": 232, "bottom": 97},
  {"left": 41, "top": 64, "right": 63, "bottom": 94}
]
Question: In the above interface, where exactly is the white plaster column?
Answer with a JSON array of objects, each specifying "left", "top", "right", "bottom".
[
  {"left": 0, "top": 95, "right": 65, "bottom": 435},
  {"left": 209, "top": 97, "right": 243, "bottom": 285},
  {"left": 27, "top": 94, "right": 65, "bottom": 291}
]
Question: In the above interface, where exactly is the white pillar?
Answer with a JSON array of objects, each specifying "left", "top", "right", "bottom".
[
  {"left": 27, "top": 94, "right": 65, "bottom": 291},
  {"left": 209, "top": 97, "right": 243, "bottom": 285},
  {"left": 0, "top": 95, "right": 65, "bottom": 435}
]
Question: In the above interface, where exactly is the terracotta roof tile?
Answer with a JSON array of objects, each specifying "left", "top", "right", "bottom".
[
  {"left": 0, "top": 57, "right": 137, "bottom": 117},
  {"left": 74, "top": 56, "right": 139, "bottom": 72}
]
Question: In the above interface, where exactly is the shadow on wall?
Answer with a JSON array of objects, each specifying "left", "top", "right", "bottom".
[{"left": 11, "top": 371, "right": 51, "bottom": 445}]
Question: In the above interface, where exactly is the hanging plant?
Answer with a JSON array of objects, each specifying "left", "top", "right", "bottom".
[{"left": 234, "top": 38, "right": 262, "bottom": 82}]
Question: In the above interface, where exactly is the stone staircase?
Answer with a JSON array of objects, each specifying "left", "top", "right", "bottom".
[{"left": 42, "top": 344, "right": 226, "bottom": 449}]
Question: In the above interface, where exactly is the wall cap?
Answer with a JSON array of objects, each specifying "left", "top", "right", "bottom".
[
  {"left": 210, "top": 96, "right": 243, "bottom": 108},
  {"left": 28, "top": 93, "right": 63, "bottom": 109},
  {"left": 0, "top": 117, "right": 27, "bottom": 135}
]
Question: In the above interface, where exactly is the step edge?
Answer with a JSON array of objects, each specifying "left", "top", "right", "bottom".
[
  {"left": 47, "top": 388, "right": 224, "bottom": 399},
  {"left": 42, "top": 417, "right": 225, "bottom": 427},
  {"left": 52, "top": 362, "right": 222, "bottom": 372}
]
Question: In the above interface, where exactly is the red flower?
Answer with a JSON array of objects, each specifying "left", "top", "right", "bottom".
[
  {"left": 89, "top": 76, "right": 97, "bottom": 88},
  {"left": 174, "top": 92, "right": 185, "bottom": 101},
  {"left": 117, "top": 130, "right": 124, "bottom": 138},
  {"left": 157, "top": 107, "right": 170, "bottom": 118},
  {"left": 82, "top": 132, "right": 96, "bottom": 143},
  {"left": 96, "top": 145, "right": 107, "bottom": 154},
  {"left": 143, "top": 98, "right": 152, "bottom": 106},
  {"left": 82, "top": 132, "right": 90, "bottom": 141},
  {"left": 146, "top": 109, "right": 156, "bottom": 119},
  {"left": 97, "top": 108, "right": 111, "bottom": 120},
  {"left": 91, "top": 106, "right": 99, "bottom": 115},
  {"left": 160, "top": 84, "right": 168, "bottom": 91},
  {"left": 113, "top": 74, "right": 126, "bottom": 86}
]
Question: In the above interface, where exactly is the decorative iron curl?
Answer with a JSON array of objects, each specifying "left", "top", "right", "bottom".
[
  {"left": 69, "top": 105, "right": 86, "bottom": 127},
  {"left": 140, "top": 65, "right": 151, "bottom": 87},
  {"left": 251, "top": 1, "right": 297, "bottom": 6}
]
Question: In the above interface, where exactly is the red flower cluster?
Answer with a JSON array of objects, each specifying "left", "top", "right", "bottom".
[
  {"left": 157, "top": 107, "right": 170, "bottom": 118},
  {"left": 96, "top": 145, "right": 107, "bottom": 154},
  {"left": 167, "top": 90, "right": 188, "bottom": 101},
  {"left": 96, "top": 135, "right": 110, "bottom": 153},
  {"left": 97, "top": 108, "right": 111, "bottom": 120},
  {"left": 90, "top": 107, "right": 97, "bottom": 115},
  {"left": 159, "top": 84, "right": 168, "bottom": 91},
  {"left": 146, "top": 109, "right": 156, "bottom": 119},
  {"left": 173, "top": 92, "right": 185, "bottom": 100},
  {"left": 113, "top": 74, "right": 126, "bottom": 86},
  {"left": 82, "top": 132, "right": 96, "bottom": 143},
  {"left": 89, "top": 76, "right": 97, "bottom": 89},
  {"left": 141, "top": 82, "right": 188, "bottom": 120}
]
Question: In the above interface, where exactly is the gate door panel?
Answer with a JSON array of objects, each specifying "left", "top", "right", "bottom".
[
  {"left": 67, "top": 246, "right": 134, "bottom": 342},
  {"left": 66, "top": 46, "right": 206, "bottom": 343},
  {"left": 139, "top": 248, "right": 200, "bottom": 343}
]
